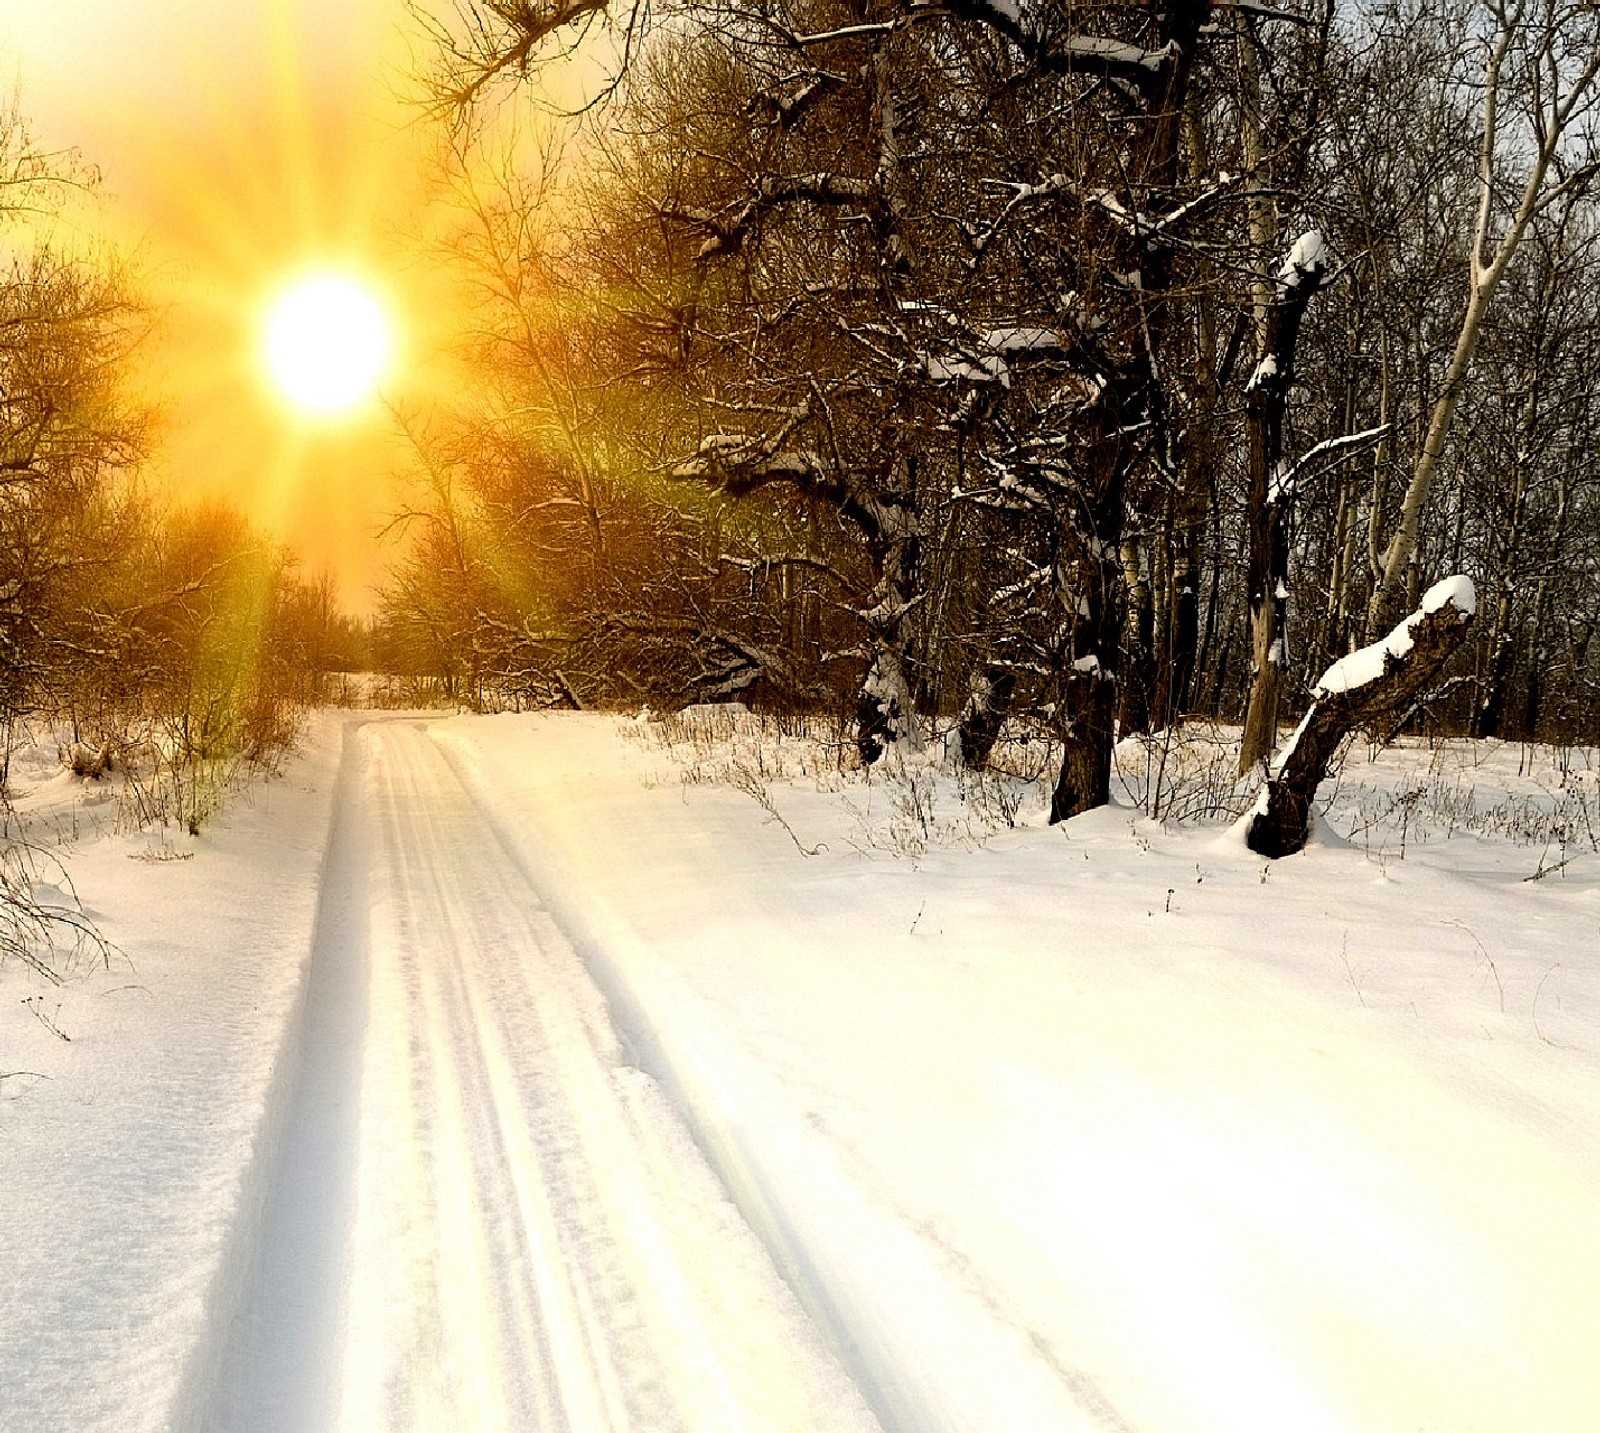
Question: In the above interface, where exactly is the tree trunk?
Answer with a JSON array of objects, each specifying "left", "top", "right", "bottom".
[
  {"left": 1245, "top": 579, "right": 1475, "bottom": 858},
  {"left": 1049, "top": 389, "right": 1135, "bottom": 821},
  {"left": 955, "top": 665, "right": 1015, "bottom": 771},
  {"left": 857, "top": 646, "right": 917, "bottom": 765},
  {"left": 1049, "top": 0, "right": 1208, "bottom": 818},
  {"left": 1514, "top": 470, "right": 1571, "bottom": 740},
  {"left": 1158, "top": 270, "right": 1219, "bottom": 731},
  {"left": 854, "top": 481, "right": 922, "bottom": 765},
  {"left": 1164, "top": 539, "right": 1200, "bottom": 727},
  {"left": 1238, "top": 233, "right": 1330, "bottom": 774},
  {"left": 1051, "top": 669, "right": 1116, "bottom": 823},
  {"left": 1053, "top": 491, "right": 1124, "bottom": 820},
  {"left": 1117, "top": 535, "right": 1152, "bottom": 738},
  {"left": 1476, "top": 592, "right": 1518, "bottom": 739},
  {"left": 853, "top": 42, "right": 921, "bottom": 766}
]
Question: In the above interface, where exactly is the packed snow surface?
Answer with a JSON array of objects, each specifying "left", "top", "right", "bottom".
[{"left": 5, "top": 707, "right": 1600, "bottom": 1432}]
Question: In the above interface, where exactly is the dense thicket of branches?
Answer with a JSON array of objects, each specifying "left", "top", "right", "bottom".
[{"left": 390, "top": 0, "right": 1600, "bottom": 814}]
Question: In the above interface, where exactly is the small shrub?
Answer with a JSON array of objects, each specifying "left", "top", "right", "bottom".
[
  {"left": 0, "top": 831, "right": 115, "bottom": 984},
  {"left": 62, "top": 742, "right": 114, "bottom": 780},
  {"left": 1113, "top": 722, "right": 1252, "bottom": 823}
]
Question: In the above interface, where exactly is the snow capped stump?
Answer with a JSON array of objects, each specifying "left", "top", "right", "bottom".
[{"left": 1245, "top": 577, "right": 1476, "bottom": 858}]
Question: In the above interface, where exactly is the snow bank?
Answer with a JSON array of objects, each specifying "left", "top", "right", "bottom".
[
  {"left": 0, "top": 715, "right": 353, "bottom": 1433},
  {"left": 441, "top": 712, "right": 1600, "bottom": 1433}
]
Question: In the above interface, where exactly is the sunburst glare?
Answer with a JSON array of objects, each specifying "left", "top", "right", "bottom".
[{"left": 262, "top": 270, "right": 394, "bottom": 417}]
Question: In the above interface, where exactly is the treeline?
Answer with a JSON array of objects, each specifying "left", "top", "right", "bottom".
[
  {"left": 385, "top": 0, "right": 1600, "bottom": 813},
  {"left": 0, "top": 107, "right": 363, "bottom": 828}
]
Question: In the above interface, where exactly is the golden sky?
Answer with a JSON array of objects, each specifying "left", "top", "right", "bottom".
[{"left": 0, "top": 0, "right": 460, "bottom": 614}]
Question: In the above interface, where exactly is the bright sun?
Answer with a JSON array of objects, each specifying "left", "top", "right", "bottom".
[{"left": 262, "top": 271, "right": 393, "bottom": 417}]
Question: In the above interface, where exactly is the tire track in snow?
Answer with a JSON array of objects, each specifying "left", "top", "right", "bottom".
[
  {"left": 214, "top": 720, "right": 876, "bottom": 1432},
  {"left": 432, "top": 723, "right": 1138, "bottom": 1433},
  {"left": 358, "top": 727, "right": 665, "bottom": 1429}
]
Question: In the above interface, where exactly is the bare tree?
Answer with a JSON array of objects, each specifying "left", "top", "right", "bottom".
[
  {"left": 1235, "top": 232, "right": 1333, "bottom": 773},
  {"left": 1366, "top": 0, "right": 1600, "bottom": 634}
]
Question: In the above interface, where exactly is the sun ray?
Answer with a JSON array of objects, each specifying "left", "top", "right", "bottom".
[{"left": 3, "top": 0, "right": 483, "bottom": 612}]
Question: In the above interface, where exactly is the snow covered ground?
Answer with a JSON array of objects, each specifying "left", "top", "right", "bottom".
[{"left": 4, "top": 709, "right": 1600, "bottom": 1431}]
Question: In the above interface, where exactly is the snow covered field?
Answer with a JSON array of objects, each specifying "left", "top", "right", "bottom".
[{"left": 4, "top": 709, "right": 1600, "bottom": 1431}]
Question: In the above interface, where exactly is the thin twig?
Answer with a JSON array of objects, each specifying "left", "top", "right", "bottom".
[
  {"left": 1532, "top": 962, "right": 1562, "bottom": 1047},
  {"left": 1445, "top": 918, "right": 1504, "bottom": 1012}
]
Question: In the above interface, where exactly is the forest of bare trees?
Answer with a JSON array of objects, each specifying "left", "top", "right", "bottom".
[
  {"left": 377, "top": 0, "right": 1600, "bottom": 847},
  {"left": 13, "top": 0, "right": 1599, "bottom": 854}
]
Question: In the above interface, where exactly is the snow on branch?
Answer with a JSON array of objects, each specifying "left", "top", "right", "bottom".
[
  {"left": 1277, "top": 229, "right": 1329, "bottom": 296},
  {"left": 1243, "top": 577, "right": 1476, "bottom": 858},
  {"left": 991, "top": 563, "right": 1052, "bottom": 605},
  {"left": 662, "top": 178, "right": 876, "bottom": 260},
  {"left": 1058, "top": 35, "right": 1177, "bottom": 74},
  {"left": 1245, "top": 353, "right": 1279, "bottom": 394},
  {"left": 1310, "top": 576, "right": 1476, "bottom": 701},
  {"left": 673, "top": 423, "right": 909, "bottom": 550},
  {"left": 749, "top": 72, "right": 842, "bottom": 128},
  {"left": 856, "top": 590, "right": 927, "bottom": 630},
  {"left": 678, "top": 173, "right": 879, "bottom": 260},
  {"left": 1208, "top": 0, "right": 1319, "bottom": 24},
  {"left": 1271, "top": 424, "right": 1391, "bottom": 503},
  {"left": 965, "top": 176, "right": 1069, "bottom": 262},
  {"left": 969, "top": 173, "right": 1238, "bottom": 264},
  {"left": 922, "top": 324, "right": 1065, "bottom": 389},
  {"left": 930, "top": 0, "right": 1190, "bottom": 92},
  {"left": 1244, "top": 229, "right": 1331, "bottom": 405},
  {"left": 673, "top": 433, "right": 828, "bottom": 490}
]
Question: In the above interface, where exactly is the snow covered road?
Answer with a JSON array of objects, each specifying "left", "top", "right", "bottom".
[
  {"left": 209, "top": 721, "right": 874, "bottom": 1432},
  {"left": 9, "top": 710, "right": 1600, "bottom": 1433}
]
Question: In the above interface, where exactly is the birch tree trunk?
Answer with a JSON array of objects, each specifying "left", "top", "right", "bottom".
[
  {"left": 1116, "top": 535, "right": 1153, "bottom": 738},
  {"left": 1366, "top": 3, "right": 1600, "bottom": 634}
]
